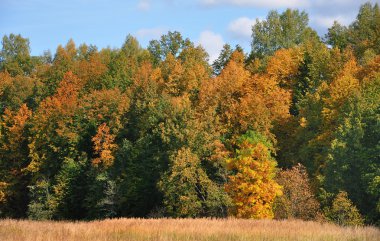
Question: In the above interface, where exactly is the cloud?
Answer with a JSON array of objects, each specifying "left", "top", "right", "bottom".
[
  {"left": 311, "top": 15, "right": 353, "bottom": 29},
  {"left": 227, "top": 17, "right": 256, "bottom": 39},
  {"left": 137, "top": 0, "right": 150, "bottom": 11},
  {"left": 307, "top": 0, "right": 376, "bottom": 31},
  {"left": 197, "top": 30, "right": 225, "bottom": 63},
  {"left": 200, "top": 0, "right": 378, "bottom": 34},
  {"left": 199, "top": 0, "right": 309, "bottom": 8},
  {"left": 135, "top": 27, "right": 167, "bottom": 39},
  {"left": 312, "top": 0, "right": 360, "bottom": 9}
]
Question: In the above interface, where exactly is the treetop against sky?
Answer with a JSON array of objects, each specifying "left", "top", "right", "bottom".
[{"left": 0, "top": 0, "right": 377, "bottom": 61}]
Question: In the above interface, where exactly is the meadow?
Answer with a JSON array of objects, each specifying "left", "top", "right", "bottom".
[{"left": 0, "top": 218, "right": 379, "bottom": 241}]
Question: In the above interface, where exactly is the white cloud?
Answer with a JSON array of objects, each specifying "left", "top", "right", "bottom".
[
  {"left": 308, "top": 0, "right": 375, "bottom": 30},
  {"left": 137, "top": 0, "right": 150, "bottom": 11},
  {"left": 200, "top": 0, "right": 378, "bottom": 33},
  {"left": 199, "top": 0, "right": 309, "bottom": 8},
  {"left": 227, "top": 17, "right": 256, "bottom": 39},
  {"left": 135, "top": 27, "right": 167, "bottom": 39},
  {"left": 197, "top": 30, "right": 225, "bottom": 63},
  {"left": 311, "top": 15, "right": 353, "bottom": 29},
  {"left": 313, "top": 0, "right": 360, "bottom": 8}
]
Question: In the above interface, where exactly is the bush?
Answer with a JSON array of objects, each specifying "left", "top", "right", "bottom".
[
  {"left": 274, "top": 164, "right": 321, "bottom": 220},
  {"left": 27, "top": 180, "right": 54, "bottom": 220},
  {"left": 326, "top": 191, "right": 364, "bottom": 226}
]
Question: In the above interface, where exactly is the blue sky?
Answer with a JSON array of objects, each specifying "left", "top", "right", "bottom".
[{"left": 0, "top": 0, "right": 378, "bottom": 62}]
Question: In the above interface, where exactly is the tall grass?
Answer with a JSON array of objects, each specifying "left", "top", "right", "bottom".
[{"left": 0, "top": 218, "right": 379, "bottom": 241}]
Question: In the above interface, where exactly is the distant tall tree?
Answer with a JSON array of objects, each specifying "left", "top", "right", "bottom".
[
  {"left": 105, "top": 35, "right": 149, "bottom": 90},
  {"left": 325, "top": 21, "right": 349, "bottom": 50},
  {"left": 251, "top": 9, "right": 318, "bottom": 58},
  {"left": 212, "top": 44, "right": 233, "bottom": 76},
  {"left": 325, "top": 3, "right": 380, "bottom": 59},
  {"left": 25, "top": 72, "right": 85, "bottom": 219},
  {"left": 113, "top": 63, "right": 171, "bottom": 217},
  {"left": 148, "top": 31, "right": 192, "bottom": 65},
  {"left": 0, "top": 34, "right": 33, "bottom": 76},
  {"left": 349, "top": 2, "right": 380, "bottom": 58}
]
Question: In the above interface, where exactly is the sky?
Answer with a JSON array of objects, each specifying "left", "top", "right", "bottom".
[{"left": 0, "top": 0, "right": 378, "bottom": 62}]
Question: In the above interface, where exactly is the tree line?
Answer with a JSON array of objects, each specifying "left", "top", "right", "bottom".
[{"left": 0, "top": 2, "right": 379, "bottom": 226}]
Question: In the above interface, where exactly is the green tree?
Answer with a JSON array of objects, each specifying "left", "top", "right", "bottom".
[
  {"left": 325, "top": 21, "right": 349, "bottom": 50},
  {"left": 326, "top": 191, "right": 364, "bottom": 226},
  {"left": 50, "top": 156, "right": 88, "bottom": 220},
  {"left": 323, "top": 76, "right": 380, "bottom": 224},
  {"left": 325, "top": 3, "right": 380, "bottom": 60},
  {"left": 0, "top": 74, "right": 38, "bottom": 112},
  {"left": 27, "top": 178, "right": 54, "bottom": 220},
  {"left": 251, "top": 9, "right": 318, "bottom": 58},
  {"left": 0, "top": 34, "right": 32, "bottom": 76},
  {"left": 212, "top": 44, "right": 233, "bottom": 76},
  {"left": 349, "top": 2, "right": 380, "bottom": 59},
  {"left": 148, "top": 31, "right": 192, "bottom": 65},
  {"left": 85, "top": 171, "right": 117, "bottom": 219},
  {"left": 104, "top": 35, "right": 149, "bottom": 90},
  {"left": 159, "top": 147, "right": 229, "bottom": 217}
]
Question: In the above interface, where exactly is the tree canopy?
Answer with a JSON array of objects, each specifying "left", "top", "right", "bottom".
[{"left": 0, "top": 2, "right": 379, "bottom": 226}]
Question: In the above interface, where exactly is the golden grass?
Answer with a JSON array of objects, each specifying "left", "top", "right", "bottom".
[{"left": 0, "top": 218, "right": 379, "bottom": 241}]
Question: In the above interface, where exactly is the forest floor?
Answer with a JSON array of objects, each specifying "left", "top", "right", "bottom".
[{"left": 0, "top": 218, "right": 379, "bottom": 241}]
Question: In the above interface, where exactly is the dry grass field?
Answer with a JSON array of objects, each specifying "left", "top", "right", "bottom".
[{"left": 0, "top": 218, "right": 379, "bottom": 241}]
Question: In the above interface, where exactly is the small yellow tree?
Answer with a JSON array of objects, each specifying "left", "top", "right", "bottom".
[
  {"left": 225, "top": 131, "right": 282, "bottom": 219},
  {"left": 92, "top": 123, "right": 117, "bottom": 168}
]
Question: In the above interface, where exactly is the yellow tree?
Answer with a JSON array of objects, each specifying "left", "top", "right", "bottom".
[
  {"left": 319, "top": 50, "right": 361, "bottom": 148},
  {"left": 0, "top": 182, "right": 7, "bottom": 203},
  {"left": 156, "top": 53, "right": 184, "bottom": 96},
  {"left": 75, "top": 51, "right": 107, "bottom": 89},
  {"left": 91, "top": 123, "right": 117, "bottom": 168},
  {"left": 0, "top": 104, "right": 32, "bottom": 216},
  {"left": 324, "top": 53, "right": 360, "bottom": 109},
  {"left": 27, "top": 71, "right": 82, "bottom": 173},
  {"left": 225, "top": 131, "right": 282, "bottom": 219},
  {"left": 80, "top": 88, "right": 130, "bottom": 133},
  {"left": 266, "top": 47, "right": 303, "bottom": 89},
  {"left": 199, "top": 51, "right": 250, "bottom": 136},
  {"left": 199, "top": 50, "right": 291, "bottom": 139}
]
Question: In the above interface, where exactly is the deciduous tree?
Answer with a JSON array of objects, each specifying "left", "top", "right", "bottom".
[{"left": 226, "top": 131, "right": 282, "bottom": 219}]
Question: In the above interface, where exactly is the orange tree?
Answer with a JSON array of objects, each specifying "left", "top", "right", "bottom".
[{"left": 225, "top": 131, "right": 282, "bottom": 219}]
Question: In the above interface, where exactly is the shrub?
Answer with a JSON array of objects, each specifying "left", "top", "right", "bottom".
[
  {"left": 326, "top": 191, "right": 364, "bottom": 226},
  {"left": 274, "top": 164, "right": 321, "bottom": 220}
]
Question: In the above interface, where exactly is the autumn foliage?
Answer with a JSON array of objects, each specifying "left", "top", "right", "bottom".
[
  {"left": 225, "top": 132, "right": 282, "bottom": 219},
  {"left": 0, "top": 3, "right": 379, "bottom": 226},
  {"left": 274, "top": 164, "right": 320, "bottom": 220}
]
